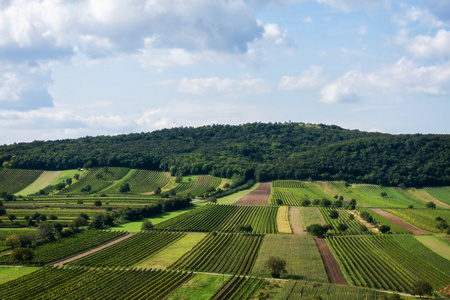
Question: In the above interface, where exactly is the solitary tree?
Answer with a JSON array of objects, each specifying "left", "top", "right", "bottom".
[
  {"left": 306, "top": 224, "right": 329, "bottom": 237},
  {"left": 8, "top": 214, "right": 16, "bottom": 222},
  {"left": 378, "top": 225, "right": 390, "bottom": 234},
  {"left": 119, "top": 183, "right": 131, "bottom": 193},
  {"left": 337, "top": 223, "right": 348, "bottom": 232},
  {"left": 425, "top": 201, "right": 436, "bottom": 209},
  {"left": 300, "top": 199, "right": 311, "bottom": 207},
  {"left": 141, "top": 220, "right": 153, "bottom": 231},
  {"left": 265, "top": 256, "right": 287, "bottom": 278},
  {"left": 412, "top": 280, "right": 433, "bottom": 298},
  {"left": 94, "top": 200, "right": 102, "bottom": 207},
  {"left": 10, "top": 248, "right": 34, "bottom": 264}
]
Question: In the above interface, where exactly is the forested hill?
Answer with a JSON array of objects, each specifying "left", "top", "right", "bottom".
[{"left": 0, "top": 122, "right": 449, "bottom": 186}]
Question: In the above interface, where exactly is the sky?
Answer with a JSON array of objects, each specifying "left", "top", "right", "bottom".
[{"left": 0, "top": 0, "right": 450, "bottom": 144}]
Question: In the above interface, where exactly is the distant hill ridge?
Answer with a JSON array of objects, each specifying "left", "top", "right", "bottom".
[{"left": 0, "top": 122, "right": 449, "bottom": 186}]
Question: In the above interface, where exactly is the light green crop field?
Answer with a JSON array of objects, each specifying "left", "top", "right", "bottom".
[
  {"left": 217, "top": 183, "right": 259, "bottom": 204},
  {"left": 0, "top": 267, "right": 40, "bottom": 284},
  {"left": 415, "top": 235, "right": 450, "bottom": 260},
  {"left": 299, "top": 207, "right": 326, "bottom": 228},
  {"left": 167, "top": 273, "right": 231, "bottom": 300},
  {"left": 15, "top": 171, "right": 62, "bottom": 196},
  {"left": 252, "top": 234, "right": 328, "bottom": 282},
  {"left": 110, "top": 205, "right": 200, "bottom": 231},
  {"left": 384, "top": 208, "right": 450, "bottom": 233},
  {"left": 135, "top": 232, "right": 207, "bottom": 269}
]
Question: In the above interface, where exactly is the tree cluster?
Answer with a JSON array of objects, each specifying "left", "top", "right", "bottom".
[{"left": 0, "top": 122, "right": 448, "bottom": 187}]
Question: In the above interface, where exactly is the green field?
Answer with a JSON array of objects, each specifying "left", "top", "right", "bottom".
[
  {"left": 0, "top": 267, "right": 40, "bottom": 284},
  {"left": 299, "top": 207, "right": 326, "bottom": 228},
  {"left": 252, "top": 235, "right": 328, "bottom": 281},
  {"left": 0, "top": 168, "right": 43, "bottom": 194},
  {"left": 167, "top": 273, "right": 231, "bottom": 300},
  {"left": 415, "top": 235, "right": 450, "bottom": 260},
  {"left": 217, "top": 183, "right": 259, "bottom": 204},
  {"left": 135, "top": 232, "right": 207, "bottom": 269},
  {"left": 384, "top": 208, "right": 450, "bottom": 233}
]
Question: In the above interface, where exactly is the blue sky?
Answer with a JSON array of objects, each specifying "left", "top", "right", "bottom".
[{"left": 0, "top": 0, "right": 449, "bottom": 144}]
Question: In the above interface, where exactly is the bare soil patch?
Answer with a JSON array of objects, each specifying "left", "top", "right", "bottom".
[
  {"left": 234, "top": 182, "right": 270, "bottom": 206},
  {"left": 370, "top": 208, "right": 430, "bottom": 235},
  {"left": 289, "top": 207, "right": 305, "bottom": 235},
  {"left": 52, "top": 233, "right": 134, "bottom": 266},
  {"left": 314, "top": 238, "right": 348, "bottom": 285}
]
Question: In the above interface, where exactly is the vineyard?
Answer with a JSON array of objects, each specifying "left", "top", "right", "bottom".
[
  {"left": 173, "top": 175, "right": 222, "bottom": 196},
  {"left": 169, "top": 233, "right": 264, "bottom": 275},
  {"left": 0, "top": 230, "right": 126, "bottom": 265},
  {"left": 279, "top": 280, "right": 381, "bottom": 300},
  {"left": 154, "top": 204, "right": 279, "bottom": 234},
  {"left": 103, "top": 170, "right": 171, "bottom": 194},
  {"left": 0, "top": 168, "right": 43, "bottom": 194},
  {"left": 425, "top": 186, "right": 450, "bottom": 205},
  {"left": 384, "top": 208, "right": 450, "bottom": 233},
  {"left": 326, "top": 235, "right": 450, "bottom": 292},
  {"left": 68, "top": 231, "right": 185, "bottom": 267},
  {"left": 319, "top": 208, "right": 368, "bottom": 235},
  {"left": 210, "top": 276, "right": 262, "bottom": 300},
  {"left": 0, "top": 266, "right": 193, "bottom": 300},
  {"left": 357, "top": 208, "right": 411, "bottom": 234}
]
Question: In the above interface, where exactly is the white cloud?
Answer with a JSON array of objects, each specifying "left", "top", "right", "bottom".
[
  {"left": 278, "top": 65, "right": 325, "bottom": 90},
  {"left": 320, "top": 71, "right": 362, "bottom": 103},
  {"left": 404, "top": 29, "right": 450, "bottom": 59},
  {"left": 261, "top": 23, "right": 291, "bottom": 46},
  {"left": 177, "top": 77, "right": 271, "bottom": 97},
  {"left": 319, "top": 57, "right": 450, "bottom": 103}
]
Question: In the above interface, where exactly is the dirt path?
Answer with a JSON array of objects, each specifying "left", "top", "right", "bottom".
[
  {"left": 234, "top": 182, "right": 270, "bottom": 206},
  {"left": 369, "top": 208, "right": 430, "bottom": 235},
  {"left": 314, "top": 238, "right": 348, "bottom": 285},
  {"left": 52, "top": 233, "right": 134, "bottom": 266},
  {"left": 289, "top": 207, "right": 305, "bottom": 235}
]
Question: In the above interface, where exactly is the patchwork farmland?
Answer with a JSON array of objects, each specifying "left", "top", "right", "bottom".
[{"left": 0, "top": 171, "right": 449, "bottom": 299}]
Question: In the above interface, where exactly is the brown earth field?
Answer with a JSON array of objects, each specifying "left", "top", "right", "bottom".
[
  {"left": 369, "top": 208, "right": 430, "bottom": 235},
  {"left": 234, "top": 182, "right": 270, "bottom": 206},
  {"left": 289, "top": 206, "right": 305, "bottom": 235},
  {"left": 314, "top": 238, "right": 348, "bottom": 285}
]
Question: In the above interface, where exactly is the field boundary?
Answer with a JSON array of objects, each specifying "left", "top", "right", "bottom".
[
  {"left": 369, "top": 209, "right": 430, "bottom": 235},
  {"left": 52, "top": 233, "right": 134, "bottom": 266},
  {"left": 235, "top": 182, "right": 270, "bottom": 206},
  {"left": 314, "top": 238, "right": 348, "bottom": 285}
]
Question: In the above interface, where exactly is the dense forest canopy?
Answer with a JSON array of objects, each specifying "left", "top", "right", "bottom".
[{"left": 0, "top": 122, "right": 449, "bottom": 187}]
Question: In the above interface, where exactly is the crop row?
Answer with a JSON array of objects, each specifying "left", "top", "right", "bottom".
[
  {"left": 105, "top": 170, "right": 170, "bottom": 194},
  {"left": 169, "top": 233, "right": 264, "bottom": 275},
  {"left": 270, "top": 188, "right": 301, "bottom": 206},
  {"left": 371, "top": 235, "right": 449, "bottom": 290},
  {"left": 319, "top": 208, "right": 368, "bottom": 235},
  {"left": 327, "top": 236, "right": 417, "bottom": 293},
  {"left": 384, "top": 208, "right": 450, "bottom": 233},
  {"left": 272, "top": 180, "right": 307, "bottom": 188},
  {"left": 0, "top": 168, "right": 43, "bottom": 194},
  {"left": 211, "top": 276, "right": 262, "bottom": 300},
  {"left": 0, "top": 230, "right": 126, "bottom": 265},
  {"left": 68, "top": 231, "right": 185, "bottom": 267},
  {"left": 281, "top": 280, "right": 380, "bottom": 300},
  {"left": 154, "top": 205, "right": 279, "bottom": 233},
  {"left": 0, "top": 266, "right": 193, "bottom": 299}
]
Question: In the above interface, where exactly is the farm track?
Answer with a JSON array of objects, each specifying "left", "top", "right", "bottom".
[
  {"left": 235, "top": 182, "right": 270, "bottom": 206},
  {"left": 369, "top": 209, "right": 430, "bottom": 235},
  {"left": 314, "top": 238, "right": 348, "bottom": 285},
  {"left": 52, "top": 233, "right": 134, "bottom": 266},
  {"left": 289, "top": 206, "right": 305, "bottom": 235}
]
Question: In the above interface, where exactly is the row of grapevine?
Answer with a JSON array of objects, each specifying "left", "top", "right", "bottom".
[
  {"left": 326, "top": 236, "right": 417, "bottom": 293},
  {"left": 68, "top": 231, "right": 185, "bottom": 267},
  {"left": 281, "top": 280, "right": 380, "bottom": 300},
  {"left": 217, "top": 206, "right": 279, "bottom": 234},
  {"left": 272, "top": 180, "right": 307, "bottom": 188},
  {"left": 174, "top": 175, "right": 222, "bottom": 196},
  {"left": 384, "top": 208, "right": 450, "bottom": 233},
  {"left": 104, "top": 170, "right": 170, "bottom": 194},
  {"left": 0, "top": 168, "right": 43, "bottom": 194},
  {"left": 424, "top": 186, "right": 450, "bottom": 205},
  {"left": 153, "top": 205, "right": 238, "bottom": 232},
  {"left": 211, "top": 276, "right": 262, "bottom": 300},
  {"left": 0, "top": 230, "right": 126, "bottom": 265},
  {"left": 393, "top": 235, "right": 450, "bottom": 276},
  {"left": 154, "top": 205, "right": 279, "bottom": 233},
  {"left": 319, "top": 208, "right": 369, "bottom": 235},
  {"left": 0, "top": 266, "right": 193, "bottom": 299},
  {"left": 270, "top": 188, "right": 300, "bottom": 206},
  {"left": 169, "top": 233, "right": 264, "bottom": 275},
  {"left": 371, "top": 235, "right": 449, "bottom": 290}
]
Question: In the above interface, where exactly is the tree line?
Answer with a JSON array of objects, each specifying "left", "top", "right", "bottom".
[{"left": 0, "top": 122, "right": 448, "bottom": 187}]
